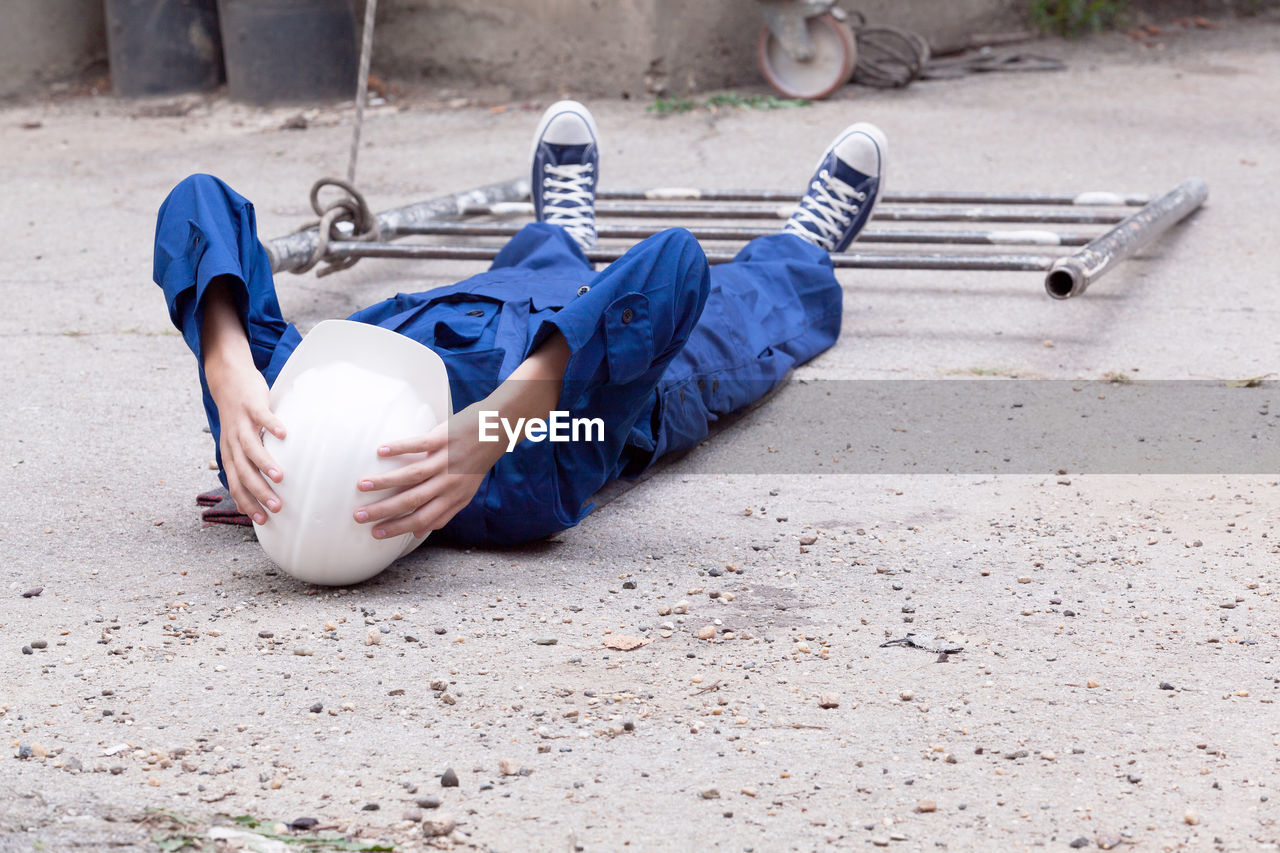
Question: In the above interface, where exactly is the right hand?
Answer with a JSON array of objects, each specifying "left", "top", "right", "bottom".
[{"left": 208, "top": 362, "right": 286, "bottom": 525}]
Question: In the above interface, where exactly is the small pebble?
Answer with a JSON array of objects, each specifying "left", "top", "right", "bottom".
[
  {"left": 440, "top": 767, "right": 459, "bottom": 788},
  {"left": 699, "top": 786, "right": 720, "bottom": 799},
  {"left": 258, "top": 631, "right": 274, "bottom": 639},
  {"left": 1041, "top": 750, "right": 1056, "bottom": 761},
  {"left": 1184, "top": 810, "right": 1200, "bottom": 825},
  {"left": 1017, "top": 576, "right": 1031, "bottom": 584},
  {"left": 1068, "top": 838, "right": 1089, "bottom": 849},
  {"left": 29, "top": 640, "right": 47, "bottom": 649},
  {"left": 696, "top": 626, "right": 716, "bottom": 640},
  {"left": 422, "top": 814, "right": 457, "bottom": 837},
  {"left": 1086, "top": 679, "right": 1100, "bottom": 689},
  {"left": 899, "top": 690, "right": 914, "bottom": 702},
  {"left": 416, "top": 795, "right": 443, "bottom": 809},
  {"left": 308, "top": 702, "right": 323, "bottom": 714},
  {"left": 21, "top": 587, "right": 43, "bottom": 598},
  {"left": 21, "top": 646, "right": 33, "bottom": 655},
  {"left": 293, "top": 647, "right": 314, "bottom": 657},
  {"left": 533, "top": 637, "right": 558, "bottom": 646},
  {"left": 817, "top": 692, "right": 840, "bottom": 709},
  {"left": 402, "top": 808, "right": 423, "bottom": 822},
  {"left": 916, "top": 799, "right": 937, "bottom": 813},
  {"left": 361, "top": 803, "right": 379, "bottom": 811}
]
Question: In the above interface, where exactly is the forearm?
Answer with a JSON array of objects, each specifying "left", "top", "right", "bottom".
[
  {"left": 355, "top": 330, "right": 572, "bottom": 536},
  {"left": 201, "top": 277, "right": 255, "bottom": 395},
  {"left": 481, "top": 330, "right": 571, "bottom": 426}
]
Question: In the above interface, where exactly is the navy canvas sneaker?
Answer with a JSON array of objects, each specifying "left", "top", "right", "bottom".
[
  {"left": 530, "top": 100, "right": 600, "bottom": 251},
  {"left": 783, "top": 123, "right": 888, "bottom": 253}
]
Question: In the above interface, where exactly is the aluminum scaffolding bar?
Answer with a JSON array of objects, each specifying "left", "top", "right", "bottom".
[
  {"left": 600, "top": 188, "right": 1151, "bottom": 206},
  {"left": 266, "top": 177, "right": 529, "bottom": 274},
  {"left": 396, "top": 221, "right": 1093, "bottom": 247},
  {"left": 1044, "top": 178, "right": 1207, "bottom": 298},
  {"left": 461, "top": 201, "right": 1130, "bottom": 225},
  {"left": 265, "top": 177, "right": 1205, "bottom": 298},
  {"left": 324, "top": 241, "right": 1059, "bottom": 272}
]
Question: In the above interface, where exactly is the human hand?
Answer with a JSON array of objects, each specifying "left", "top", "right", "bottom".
[
  {"left": 352, "top": 405, "right": 501, "bottom": 539},
  {"left": 207, "top": 362, "right": 286, "bottom": 525}
]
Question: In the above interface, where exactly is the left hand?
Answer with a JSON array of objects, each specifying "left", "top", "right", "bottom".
[{"left": 352, "top": 405, "right": 503, "bottom": 539}]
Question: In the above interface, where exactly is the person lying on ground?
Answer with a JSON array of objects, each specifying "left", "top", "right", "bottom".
[{"left": 153, "top": 101, "right": 887, "bottom": 547}]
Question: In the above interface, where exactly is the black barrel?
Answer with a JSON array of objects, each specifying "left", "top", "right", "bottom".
[
  {"left": 105, "top": 0, "right": 225, "bottom": 96},
  {"left": 217, "top": 0, "right": 358, "bottom": 105}
]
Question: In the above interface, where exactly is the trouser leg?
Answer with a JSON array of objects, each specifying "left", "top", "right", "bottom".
[
  {"left": 648, "top": 233, "right": 842, "bottom": 460},
  {"left": 152, "top": 173, "right": 302, "bottom": 488},
  {"left": 442, "top": 227, "right": 711, "bottom": 545},
  {"left": 488, "top": 221, "right": 594, "bottom": 274}
]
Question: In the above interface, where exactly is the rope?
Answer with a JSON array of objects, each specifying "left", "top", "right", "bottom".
[
  {"left": 296, "top": 177, "right": 382, "bottom": 277},
  {"left": 845, "top": 13, "right": 931, "bottom": 89},
  {"left": 347, "top": 0, "right": 378, "bottom": 184},
  {"left": 845, "top": 12, "right": 1064, "bottom": 89}
]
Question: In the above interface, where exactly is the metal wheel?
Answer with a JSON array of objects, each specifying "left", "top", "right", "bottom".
[{"left": 757, "top": 13, "right": 857, "bottom": 100}]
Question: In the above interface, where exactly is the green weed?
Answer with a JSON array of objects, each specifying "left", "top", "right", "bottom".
[
  {"left": 648, "top": 92, "right": 812, "bottom": 116},
  {"left": 1029, "top": 0, "right": 1127, "bottom": 36},
  {"left": 704, "top": 92, "right": 812, "bottom": 111},
  {"left": 646, "top": 96, "right": 697, "bottom": 116}
]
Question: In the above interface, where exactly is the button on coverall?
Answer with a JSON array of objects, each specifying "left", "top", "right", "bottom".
[{"left": 153, "top": 174, "right": 842, "bottom": 545}]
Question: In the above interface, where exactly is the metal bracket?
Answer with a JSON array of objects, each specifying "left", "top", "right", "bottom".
[{"left": 757, "top": 0, "right": 838, "bottom": 62}]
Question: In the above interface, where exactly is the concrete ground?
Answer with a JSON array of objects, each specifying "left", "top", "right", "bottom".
[{"left": 2, "top": 16, "right": 1279, "bottom": 853}]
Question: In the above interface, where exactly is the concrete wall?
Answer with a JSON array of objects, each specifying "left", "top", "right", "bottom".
[
  {"left": 0, "top": 0, "right": 106, "bottom": 98},
  {"left": 370, "top": 0, "right": 1025, "bottom": 97},
  {"left": 15, "top": 0, "right": 1271, "bottom": 102},
  {"left": 369, "top": 0, "right": 762, "bottom": 97},
  {"left": 0, "top": 0, "right": 1077, "bottom": 102}
]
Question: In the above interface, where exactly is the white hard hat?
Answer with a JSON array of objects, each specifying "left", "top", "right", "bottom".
[{"left": 253, "top": 320, "right": 452, "bottom": 585}]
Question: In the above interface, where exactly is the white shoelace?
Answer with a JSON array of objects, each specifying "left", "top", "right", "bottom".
[
  {"left": 542, "top": 162, "right": 596, "bottom": 247},
  {"left": 784, "top": 169, "right": 867, "bottom": 252}
]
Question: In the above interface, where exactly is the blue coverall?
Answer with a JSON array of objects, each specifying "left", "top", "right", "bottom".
[{"left": 153, "top": 175, "right": 841, "bottom": 545}]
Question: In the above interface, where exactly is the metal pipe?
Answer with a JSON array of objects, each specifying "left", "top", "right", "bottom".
[
  {"left": 1043, "top": 178, "right": 1208, "bottom": 299},
  {"left": 601, "top": 187, "right": 1150, "bottom": 206},
  {"left": 325, "top": 241, "right": 1058, "bottom": 272},
  {"left": 462, "top": 200, "right": 1128, "bottom": 225},
  {"left": 398, "top": 221, "right": 1092, "bottom": 247},
  {"left": 265, "top": 177, "right": 529, "bottom": 273}
]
